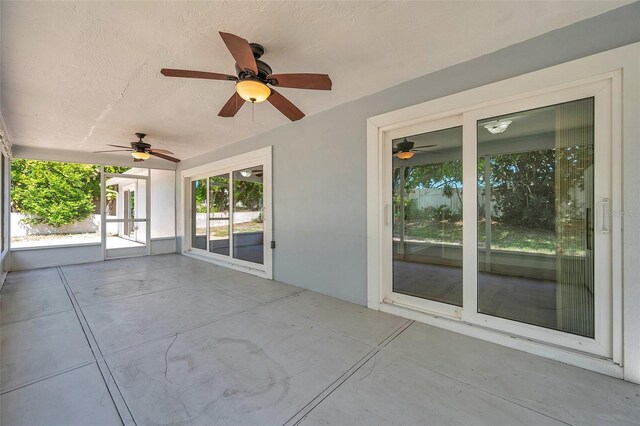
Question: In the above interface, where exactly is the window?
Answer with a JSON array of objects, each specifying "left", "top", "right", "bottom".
[
  {"left": 190, "top": 167, "right": 265, "bottom": 265},
  {"left": 184, "top": 147, "right": 272, "bottom": 278}
]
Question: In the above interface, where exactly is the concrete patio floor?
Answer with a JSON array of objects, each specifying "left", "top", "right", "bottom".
[{"left": 1, "top": 254, "right": 638, "bottom": 425}]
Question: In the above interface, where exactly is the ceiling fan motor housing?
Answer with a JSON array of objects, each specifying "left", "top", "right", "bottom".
[
  {"left": 131, "top": 141, "right": 151, "bottom": 152},
  {"left": 235, "top": 43, "right": 273, "bottom": 82},
  {"left": 397, "top": 140, "right": 415, "bottom": 152}
]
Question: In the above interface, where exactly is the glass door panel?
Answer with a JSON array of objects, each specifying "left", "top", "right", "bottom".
[
  {"left": 191, "top": 178, "right": 207, "bottom": 250},
  {"left": 477, "top": 97, "right": 595, "bottom": 337},
  {"left": 232, "top": 166, "right": 264, "bottom": 264},
  {"left": 209, "top": 174, "right": 230, "bottom": 256},
  {"left": 392, "top": 126, "right": 463, "bottom": 306}
]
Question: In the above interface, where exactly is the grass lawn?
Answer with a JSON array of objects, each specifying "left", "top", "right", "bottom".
[
  {"left": 400, "top": 220, "right": 559, "bottom": 254},
  {"left": 207, "top": 221, "right": 263, "bottom": 238}
]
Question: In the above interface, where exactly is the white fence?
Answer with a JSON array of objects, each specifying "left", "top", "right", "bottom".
[
  {"left": 408, "top": 188, "right": 462, "bottom": 211},
  {"left": 407, "top": 188, "right": 500, "bottom": 216},
  {"left": 11, "top": 213, "right": 118, "bottom": 236}
]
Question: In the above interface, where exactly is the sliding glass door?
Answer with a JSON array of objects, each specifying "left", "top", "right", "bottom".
[
  {"left": 384, "top": 81, "right": 613, "bottom": 356},
  {"left": 187, "top": 151, "right": 271, "bottom": 278}
]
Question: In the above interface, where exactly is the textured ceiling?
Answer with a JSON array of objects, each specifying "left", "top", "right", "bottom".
[{"left": 0, "top": 1, "right": 628, "bottom": 161}]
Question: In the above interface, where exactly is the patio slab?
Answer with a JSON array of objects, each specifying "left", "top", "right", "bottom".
[
  {"left": 0, "top": 310, "right": 94, "bottom": 392},
  {"left": 384, "top": 321, "right": 640, "bottom": 425},
  {"left": 270, "top": 290, "right": 410, "bottom": 347},
  {"left": 81, "top": 280, "right": 260, "bottom": 354},
  {"left": 2, "top": 254, "right": 638, "bottom": 426},
  {"left": 106, "top": 304, "right": 373, "bottom": 425},
  {"left": 299, "top": 348, "right": 564, "bottom": 426},
  {"left": 0, "top": 363, "right": 121, "bottom": 426},
  {"left": 1, "top": 284, "right": 72, "bottom": 325}
]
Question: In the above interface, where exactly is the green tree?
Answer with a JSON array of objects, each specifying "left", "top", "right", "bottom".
[{"left": 11, "top": 159, "right": 129, "bottom": 227}]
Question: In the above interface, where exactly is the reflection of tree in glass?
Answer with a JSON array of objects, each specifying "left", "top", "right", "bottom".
[
  {"left": 234, "top": 180, "right": 263, "bottom": 211},
  {"left": 487, "top": 147, "right": 592, "bottom": 231},
  {"left": 406, "top": 160, "right": 463, "bottom": 207}
]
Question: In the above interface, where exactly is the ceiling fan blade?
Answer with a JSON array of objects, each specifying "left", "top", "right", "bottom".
[
  {"left": 218, "top": 92, "right": 246, "bottom": 117},
  {"left": 149, "top": 148, "right": 175, "bottom": 155},
  {"left": 92, "top": 149, "right": 132, "bottom": 153},
  {"left": 412, "top": 144, "right": 437, "bottom": 150},
  {"left": 134, "top": 158, "right": 144, "bottom": 163},
  {"left": 107, "top": 144, "right": 133, "bottom": 149},
  {"left": 150, "top": 151, "right": 181, "bottom": 163},
  {"left": 267, "top": 89, "right": 305, "bottom": 121},
  {"left": 267, "top": 73, "right": 332, "bottom": 90},
  {"left": 219, "top": 32, "right": 258, "bottom": 75},
  {"left": 160, "top": 68, "right": 237, "bottom": 81}
]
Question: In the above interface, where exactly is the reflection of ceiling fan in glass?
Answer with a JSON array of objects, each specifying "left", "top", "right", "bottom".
[
  {"left": 392, "top": 138, "right": 437, "bottom": 160},
  {"left": 239, "top": 168, "right": 263, "bottom": 178},
  {"left": 483, "top": 119, "right": 512, "bottom": 134}
]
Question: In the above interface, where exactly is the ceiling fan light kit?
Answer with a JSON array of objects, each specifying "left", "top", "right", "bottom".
[
  {"left": 236, "top": 80, "right": 271, "bottom": 103},
  {"left": 396, "top": 151, "right": 414, "bottom": 160},
  {"left": 131, "top": 151, "right": 151, "bottom": 160},
  {"left": 160, "top": 31, "right": 332, "bottom": 122}
]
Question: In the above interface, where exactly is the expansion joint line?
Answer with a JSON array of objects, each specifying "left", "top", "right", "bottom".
[
  {"left": 283, "top": 319, "right": 414, "bottom": 426},
  {"left": 56, "top": 267, "right": 137, "bottom": 426}
]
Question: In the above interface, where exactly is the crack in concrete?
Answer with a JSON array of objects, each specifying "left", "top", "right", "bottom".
[{"left": 163, "top": 333, "right": 179, "bottom": 384}]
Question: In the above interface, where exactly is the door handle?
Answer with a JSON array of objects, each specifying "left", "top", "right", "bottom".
[
  {"left": 586, "top": 208, "right": 592, "bottom": 250},
  {"left": 598, "top": 198, "right": 610, "bottom": 234},
  {"left": 384, "top": 204, "right": 391, "bottom": 226}
]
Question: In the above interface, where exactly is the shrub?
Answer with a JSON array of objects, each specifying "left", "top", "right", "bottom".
[{"left": 11, "top": 159, "right": 127, "bottom": 227}]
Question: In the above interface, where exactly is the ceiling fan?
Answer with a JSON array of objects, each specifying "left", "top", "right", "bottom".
[
  {"left": 393, "top": 138, "right": 437, "bottom": 160},
  {"left": 160, "top": 31, "right": 332, "bottom": 122},
  {"left": 93, "top": 133, "right": 180, "bottom": 163}
]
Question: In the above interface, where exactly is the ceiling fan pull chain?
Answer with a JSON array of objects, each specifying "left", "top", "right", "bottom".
[{"left": 251, "top": 102, "right": 255, "bottom": 122}]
